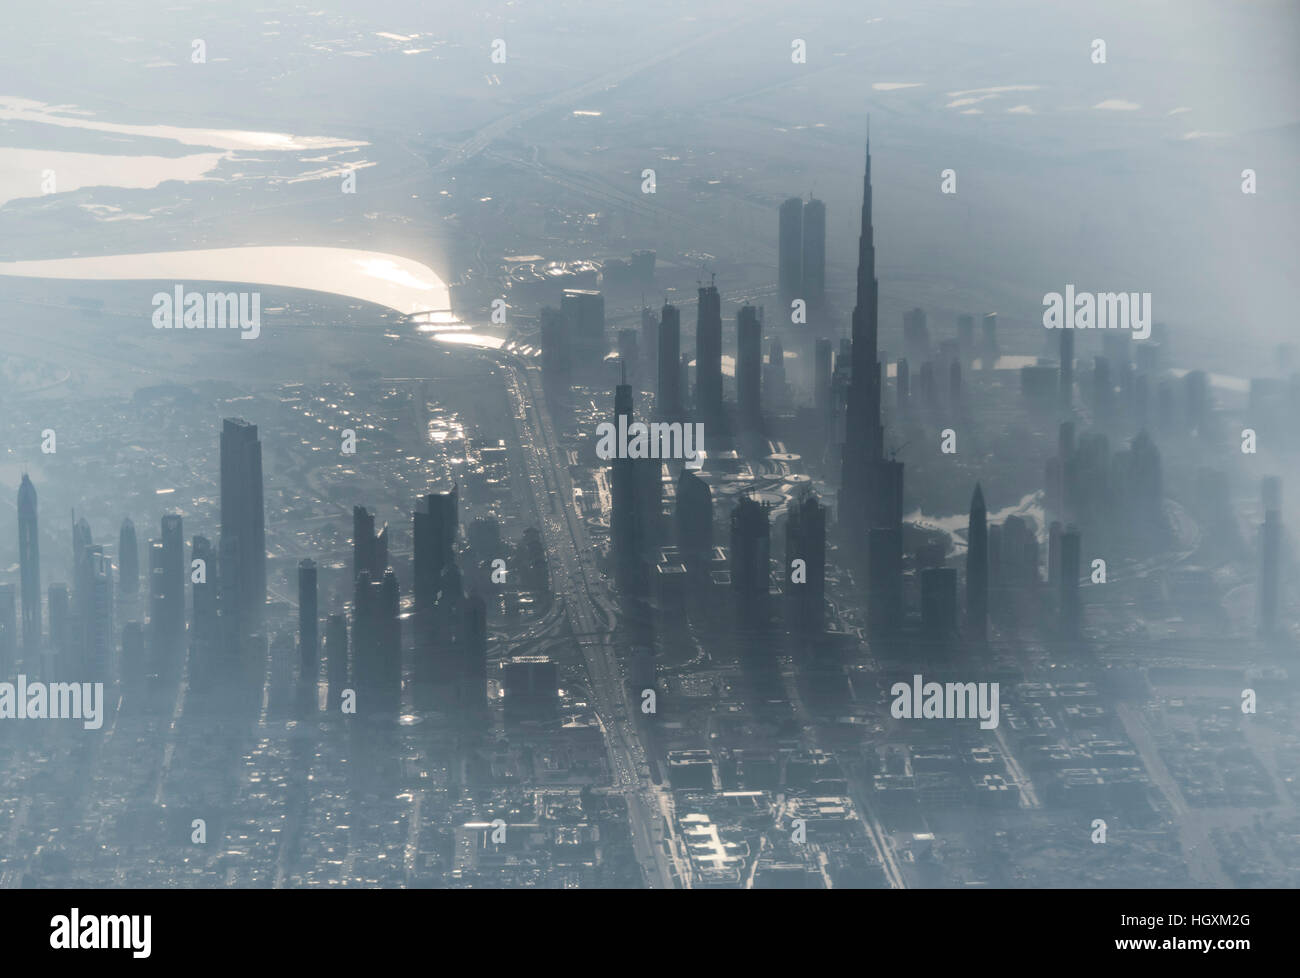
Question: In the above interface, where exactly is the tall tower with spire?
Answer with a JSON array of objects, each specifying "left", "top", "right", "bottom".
[{"left": 839, "top": 125, "right": 903, "bottom": 579}]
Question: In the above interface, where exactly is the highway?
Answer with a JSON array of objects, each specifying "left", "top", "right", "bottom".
[{"left": 497, "top": 355, "right": 678, "bottom": 889}]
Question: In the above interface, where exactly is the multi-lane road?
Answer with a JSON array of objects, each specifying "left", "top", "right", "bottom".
[{"left": 496, "top": 354, "right": 680, "bottom": 888}]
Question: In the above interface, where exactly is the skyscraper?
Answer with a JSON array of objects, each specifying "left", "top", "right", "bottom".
[
  {"left": 220, "top": 418, "right": 266, "bottom": 633},
  {"left": 737, "top": 305, "right": 762, "bottom": 435},
  {"left": 611, "top": 363, "right": 642, "bottom": 593},
  {"left": 353, "top": 506, "right": 388, "bottom": 583},
  {"left": 84, "top": 546, "right": 112, "bottom": 679},
  {"left": 801, "top": 198, "right": 826, "bottom": 313},
  {"left": 414, "top": 487, "right": 459, "bottom": 611},
  {"left": 640, "top": 304, "right": 658, "bottom": 377},
  {"left": 839, "top": 129, "right": 905, "bottom": 576},
  {"left": 730, "top": 496, "right": 771, "bottom": 629},
  {"left": 657, "top": 303, "right": 682, "bottom": 419},
  {"left": 867, "top": 527, "right": 903, "bottom": 635},
  {"left": 813, "top": 338, "right": 833, "bottom": 444},
  {"left": 981, "top": 312, "right": 998, "bottom": 365},
  {"left": 191, "top": 535, "right": 218, "bottom": 684},
  {"left": 540, "top": 306, "right": 569, "bottom": 384},
  {"left": 966, "top": 484, "right": 988, "bottom": 641},
  {"left": 784, "top": 492, "right": 826, "bottom": 634},
  {"left": 675, "top": 468, "right": 713, "bottom": 572},
  {"left": 18, "top": 474, "right": 40, "bottom": 654},
  {"left": 299, "top": 558, "right": 318, "bottom": 680},
  {"left": 921, "top": 567, "right": 959, "bottom": 637},
  {"left": 461, "top": 591, "right": 488, "bottom": 712},
  {"left": 778, "top": 197, "right": 803, "bottom": 303},
  {"left": 118, "top": 517, "right": 139, "bottom": 598},
  {"left": 325, "top": 613, "right": 348, "bottom": 705},
  {"left": 696, "top": 283, "right": 723, "bottom": 429},
  {"left": 561, "top": 289, "right": 605, "bottom": 368},
  {"left": 1060, "top": 525, "right": 1082, "bottom": 637},
  {"left": 158, "top": 514, "right": 186, "bottom": 654}
]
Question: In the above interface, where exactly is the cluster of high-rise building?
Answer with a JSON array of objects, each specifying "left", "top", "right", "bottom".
[{"left": 2, "top": 421, "right": 522, "bottom": 724}]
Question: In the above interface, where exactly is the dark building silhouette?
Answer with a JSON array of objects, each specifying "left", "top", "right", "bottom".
[
  {"left": 540, "top": 306, "right": 569, "bottom": 383},
  {"left": 696, "top": 283, "right": 723, "bottom": 429},
  {"left": 353, "top": 568, "right": 401, "bottom": 714},
  {"left": 921, "top": 567, "right": 958, "bottom": 637},
  {"left": 18, "top": 474, "right": 39, "bottom": 654},
  {"left": 730, "top": 496, "right": 771, "bottom": 629},
  {"left": 617, "top": 328, "right": 639, "bottom": 380},
  {"left": 414, "top": 487, "right": 458, "bottom": 611},
  {"left": 461, "top": 591, "right": 488, "bottom": 711},
  {"left": 156, "top": 514, "right": 185, "bottom": 657},
  {"left": 218, "top": 532, "right": 243, "bottom": 661},
  {"left": 814, "top": 338, "right": 834, "bottom": 447},
  {"left": 191, "top": 536, "right": 218, "bottom": 681},
  {"left": 778, "top": 197, "right": 803, "bottom": 303},
  {"left": 801, "top": 198, "right": 826, "bottom": 312},
  {"left": 640, "top": 305, "right": 658, "bottom": 374},
  {"left": 966, "top": 484, "right": 988, "bottom": 641},
  {"left": 502, "top": 656, "right": 559, "bottom": 726},
  {"left": 325, "top": 613, "right": 348, "bottom": 705},
  {"left": 353, "top": 506, "right": 389, "bottom": 584},
  {"left": 561, "top": 288, "right": 605, "bottom": 368},
  {"left": 1184, "top": 369, "right": 1209, "bottom": 435},
  {"left": 657, "top": 303, "right": 682, "bottom": 419},
  {"left": 84, "top": 546, "right": 112, "bottom": 679},
  {"left": 839, "top": 131, "right": 904, "bottom": 581},
  {"left": 766, "top": 339, "right": 787, "bottom": 409},
  {"left": 675, "top": 468, "right": 713, "bottom": 572},
  {"left": 981, "top": 312, "right": 998, "bottom": 364},
  {"left": 611, "top": 363, "right": 643, "bottom": 593},
  {"left": 220, "top": 418, "right": 266, "bottom": 633},
  {"left": 72, "top": 515, "right": 94, "bottom": 662},
  {"left": 784, "top": 493, "right": 826, "bottom": 634},
  {"left": 903, "top": 307, "right": 930, "bottom": 364},
  {"left": 1059, "top": 525, "right": 1082, "bottom": 637},
  {"left": 867, "top": 527, "right": 903, "bottom": 635},
  {"left": 118, "top": 517, "right": 139, "bottom": 598},
  {"left": 299, "top": 558, "right": 318, "bottom": 680},
  {"left": 957, "top": 314, "right": 974, "bottom": 356},
  {"left": 737, "top": 305, "right": 763, "bottom": 435}
]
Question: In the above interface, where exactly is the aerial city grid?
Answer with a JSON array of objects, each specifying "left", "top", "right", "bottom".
[{"left": 0, "top": 0, "right": 1296, "bottom": 916}]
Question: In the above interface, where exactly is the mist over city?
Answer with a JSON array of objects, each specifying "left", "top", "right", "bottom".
[{"left": 0, "top": 0, "right": 1296, "bottom": 929}]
